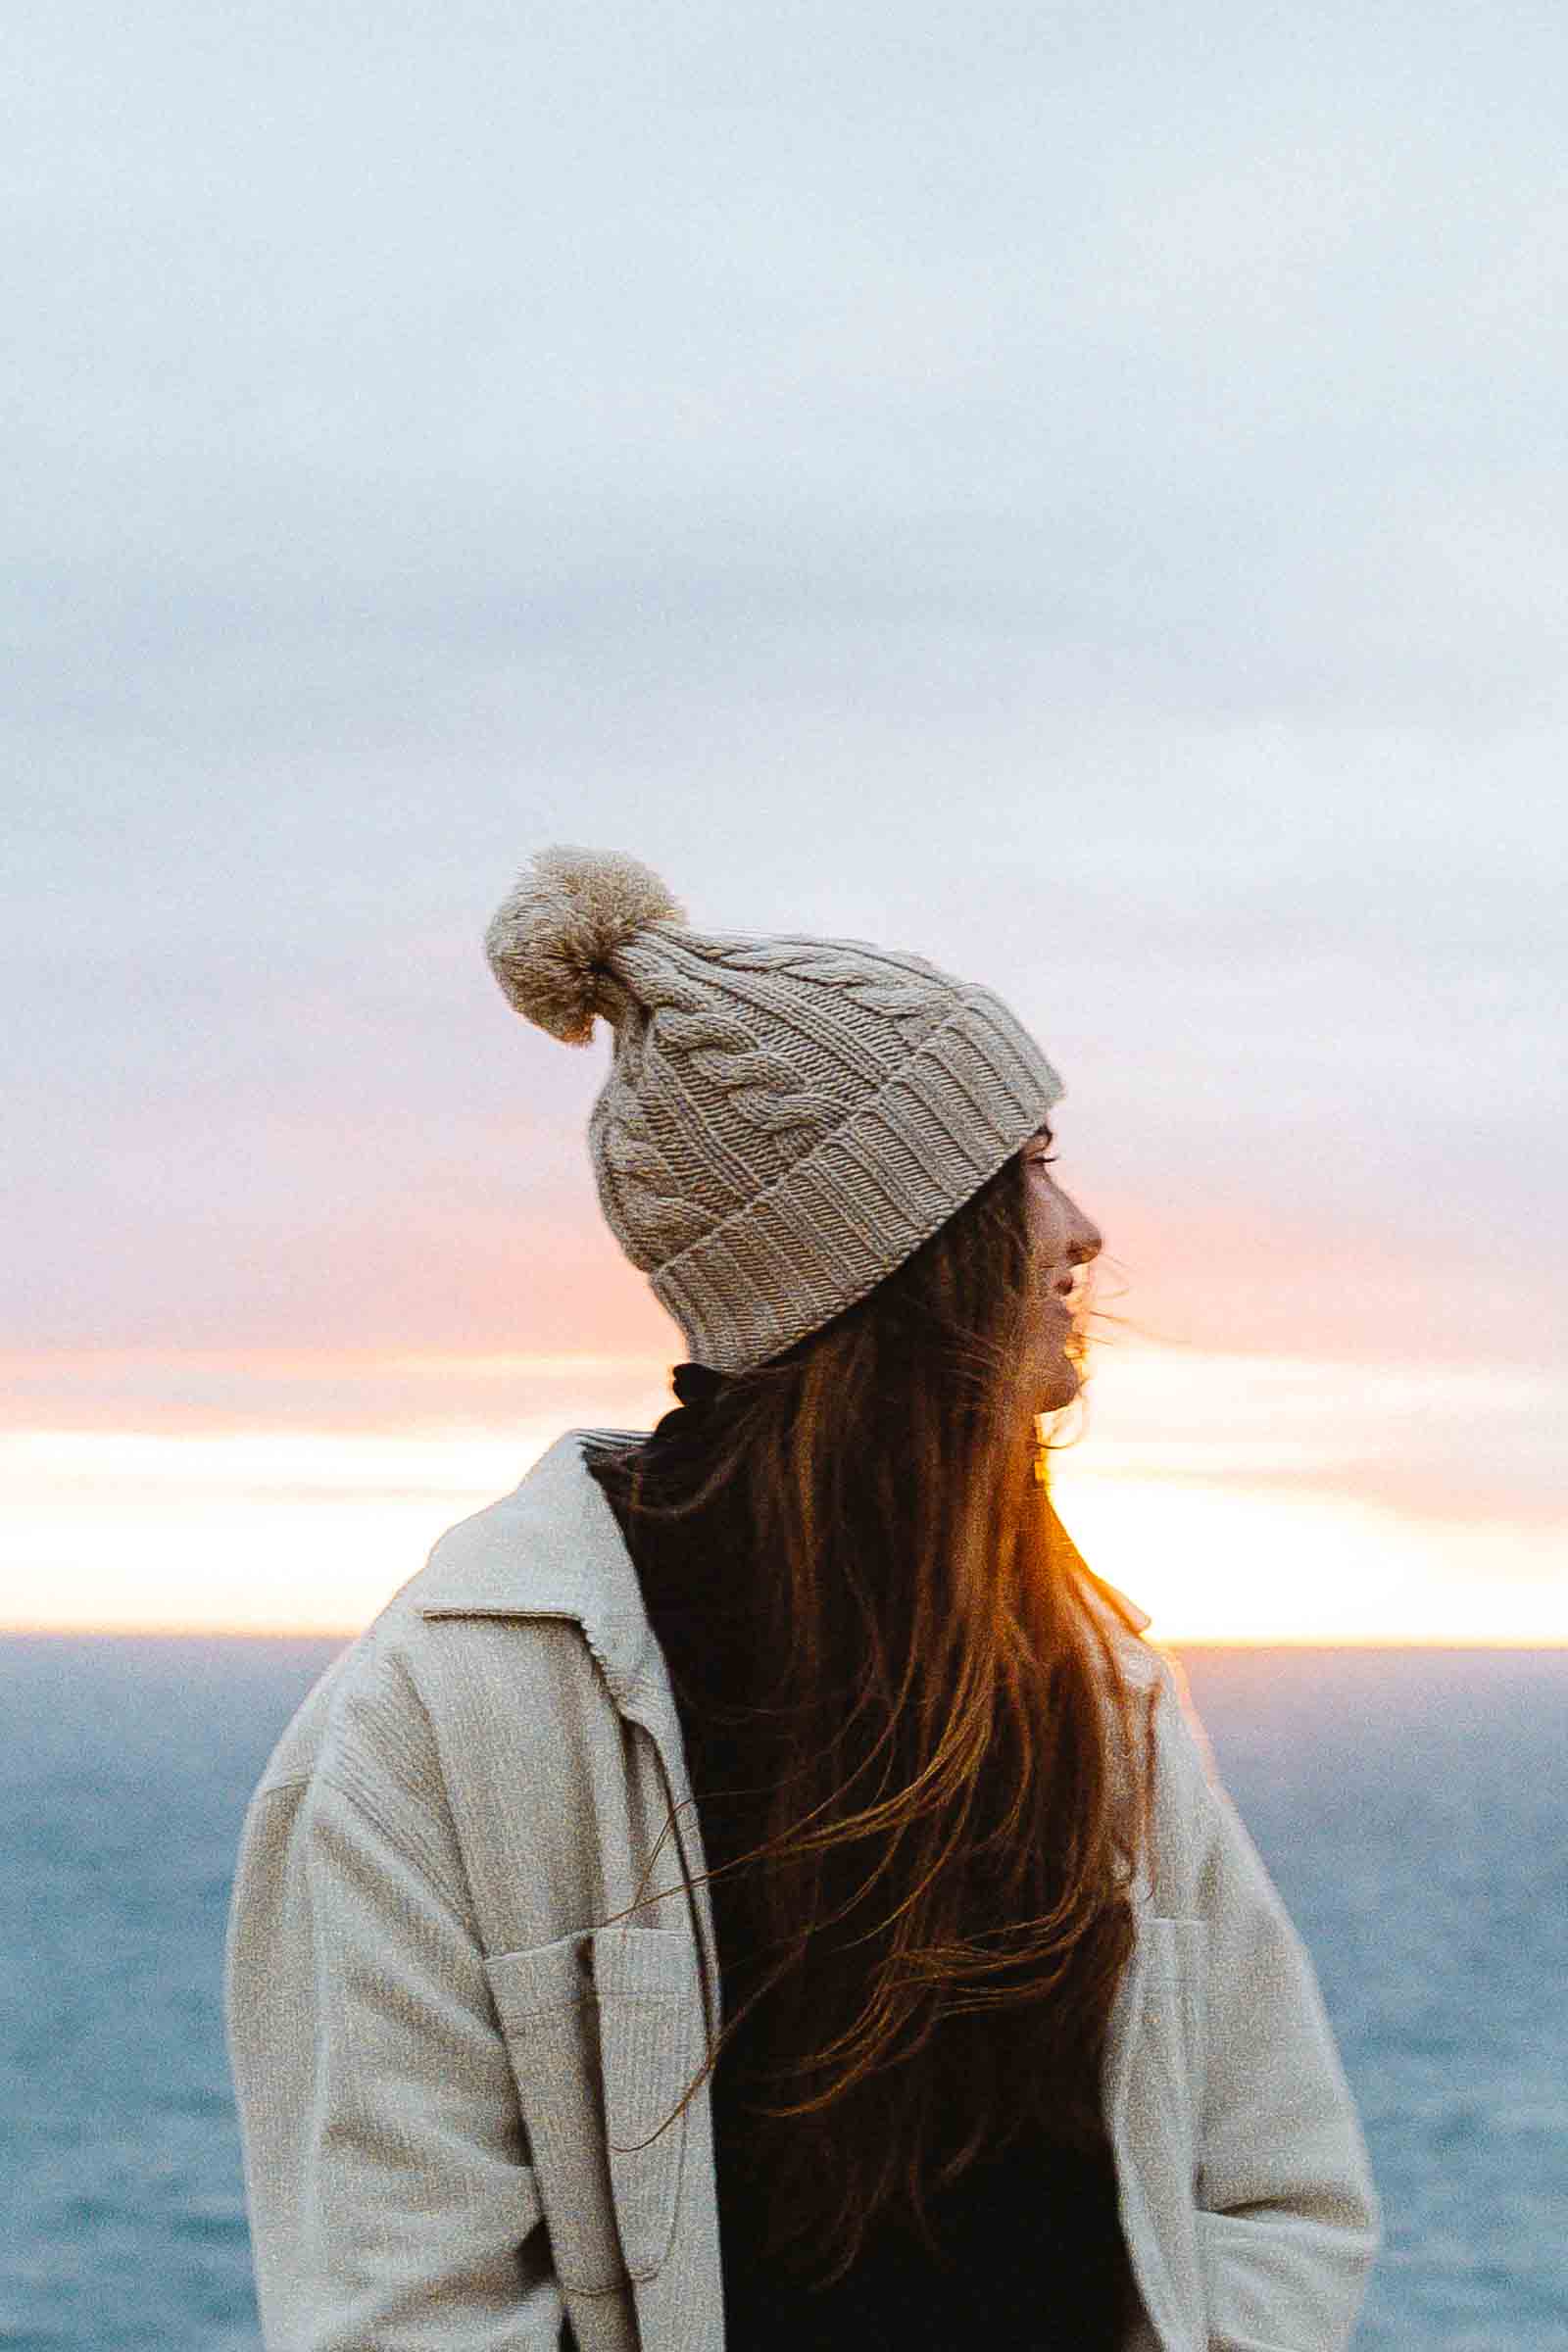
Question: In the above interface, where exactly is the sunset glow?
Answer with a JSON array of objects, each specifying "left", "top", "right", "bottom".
[{"left": 4, "top": 1342, "right": 1560, "bottom": 1643}]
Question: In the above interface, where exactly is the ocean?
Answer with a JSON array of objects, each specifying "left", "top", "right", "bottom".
[{"left": 2, "top": 1635, "right": 1564, "bottom": 2349}]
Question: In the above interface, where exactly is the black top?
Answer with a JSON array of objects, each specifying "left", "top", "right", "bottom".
[{"left": 581, "top": 1374, "right": 1137, "bottom": 2349}]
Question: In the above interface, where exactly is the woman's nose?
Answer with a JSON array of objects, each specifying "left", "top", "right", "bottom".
[{"left": 1067, "top": 1209, "right": 1102, "bottom": 1267}]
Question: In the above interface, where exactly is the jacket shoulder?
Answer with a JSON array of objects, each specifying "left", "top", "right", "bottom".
[{"left": 244, "top": 1477, "right": 609, "bottom": 1812}]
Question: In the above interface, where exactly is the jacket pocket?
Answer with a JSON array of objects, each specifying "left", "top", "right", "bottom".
[
  {"left": 590, "top": 1923, "right": 701, "bottom": 2282},
  {"left": 1142, "top": 1914, "right": 1210, "bottom": 2176},
  {"left": 1114, "top": 1912, "right": 1212, "bottom": 2336},
  {"left": 484, "top": 1928, "right": 625, "bottom": 2294},
  {"left": 484, "top": 1924, "right": 700, "bottom": 2295}
]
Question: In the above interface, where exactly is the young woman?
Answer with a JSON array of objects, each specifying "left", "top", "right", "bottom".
[{"left": 224, "top": 845, "right": 1381, "bottom": 2351}]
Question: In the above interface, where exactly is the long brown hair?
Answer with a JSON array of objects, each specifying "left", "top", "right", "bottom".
[{"left": 593, "top": 1141, "right": 1158, "bottom": 2288}]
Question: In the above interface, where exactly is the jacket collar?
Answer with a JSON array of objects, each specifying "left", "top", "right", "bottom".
[
  {"left": 415, "top": 1428, "right": 659, "bottom": 1706},
  {"left": 414, "top": 1425, "right": 1152, "bottom": 1706}
]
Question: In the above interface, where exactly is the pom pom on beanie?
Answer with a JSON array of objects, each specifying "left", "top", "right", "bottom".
[{"left": 483, "top": 844, "right": 688, "bottom": 1046}]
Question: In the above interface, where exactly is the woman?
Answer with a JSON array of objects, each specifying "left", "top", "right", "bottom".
[{"left": 224, "top": 845, "right": 1381, "bottom": 2351}]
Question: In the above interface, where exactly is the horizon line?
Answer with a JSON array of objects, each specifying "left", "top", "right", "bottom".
[{"left": 3, "top": 1622, "right": 1564, "bottom": 1649}]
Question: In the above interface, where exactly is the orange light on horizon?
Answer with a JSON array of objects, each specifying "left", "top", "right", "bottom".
[
  {"left": 3, "top": 1336, "right": 1562, "bottom": 1641},
  {"left": 2, "top": 1417, "right": 1562, "bottom": 1644}
]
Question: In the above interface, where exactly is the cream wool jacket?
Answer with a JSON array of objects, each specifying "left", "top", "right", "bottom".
[{"left": 224, "top": 1428, "right": 1382, "bottom": 2352}]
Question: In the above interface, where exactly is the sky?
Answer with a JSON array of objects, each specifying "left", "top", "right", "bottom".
[{"left": 6, "top": 0, "right": 1564, "bottom": 1641}]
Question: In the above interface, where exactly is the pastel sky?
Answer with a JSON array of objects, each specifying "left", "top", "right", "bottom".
[{"left": 7, "top": 0, "right": 1564, "bottom": 1642}]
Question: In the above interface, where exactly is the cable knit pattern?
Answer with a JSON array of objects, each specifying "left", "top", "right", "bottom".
[{"left": 484, "top": 849, "right": 1064, "bottom": 1375}]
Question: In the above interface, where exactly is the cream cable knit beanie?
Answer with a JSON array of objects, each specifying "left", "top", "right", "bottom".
[{"left": 483, "top": 845, "right": 1064, "bottom": 1378}]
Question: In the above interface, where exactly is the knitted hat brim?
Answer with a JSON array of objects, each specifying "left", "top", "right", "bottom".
[{"left": 650, "top": 987, "right": 1063, "bottom": 1377}]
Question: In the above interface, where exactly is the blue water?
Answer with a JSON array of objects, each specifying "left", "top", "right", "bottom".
[{"left": 2, "top": 1636, "right": 1564, "bottom": 2350}]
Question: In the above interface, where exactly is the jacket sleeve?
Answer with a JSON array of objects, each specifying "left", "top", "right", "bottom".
[
  {"left": 1168, "top": 1671, "right": 1383, "bottom": 2351},
  {"left": 223, "top": 1758, "right": 563, "bottom": 2350}
]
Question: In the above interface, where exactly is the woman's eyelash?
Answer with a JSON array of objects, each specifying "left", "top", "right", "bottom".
[{"left": 1030, "top": 1153, "right": 1059, "bottom": 1167}]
